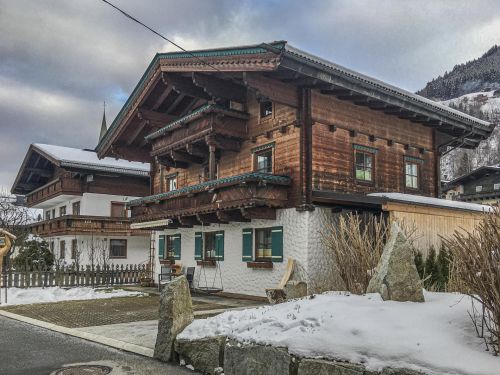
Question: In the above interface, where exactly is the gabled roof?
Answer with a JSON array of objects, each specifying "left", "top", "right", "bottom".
[
  {"left": 96, "top": 41, "right": 494, "bottom": 158},
  {"left": 444, "top": 164, "right": 500, "bottom": 188},
  {"left": 11, "top": 144, "right": 150, "bottom": 195}
]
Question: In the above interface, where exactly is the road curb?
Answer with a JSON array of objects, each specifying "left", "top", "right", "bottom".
[{"left": 0, "top": 310, "right": 155, "bottom": 358}]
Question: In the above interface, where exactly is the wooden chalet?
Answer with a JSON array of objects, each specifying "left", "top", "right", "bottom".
[
  {"left": 94, "top": 41, "right": 494, "bottom": 296},
  {"left": 11, "top": 144, "right": 152, "bottom": 266},
  {"left": 443, "top": 164, "right": 500, "bottom": 204}
]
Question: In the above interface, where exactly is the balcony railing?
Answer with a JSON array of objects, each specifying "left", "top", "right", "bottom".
[
  {"left": 26, "top": 175, "right": 83, "bottom": 207},
  {"left": 29, "top": 215, "right": 148, "bottom": 237},
  {"left": 129, "top": 172, "right": 291, "bottom": 224}
]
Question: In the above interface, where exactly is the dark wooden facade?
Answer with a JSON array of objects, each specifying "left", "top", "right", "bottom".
[
  {"left": 95, "top": 42, "right": 493, "bottom": 224},
  {"left": 445, "top": 166, "right": 500, "bottom": 203}
]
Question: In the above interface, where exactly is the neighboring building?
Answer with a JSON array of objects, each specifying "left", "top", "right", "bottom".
[
  {"left": 11, "top": 143, "right": 151, "bottom": 267},
  {"left": 95, "top": 41, "right": 494, "bottom": 297},
  {"left": 443, "top": 165, "right": 500, "bottom": 204}
]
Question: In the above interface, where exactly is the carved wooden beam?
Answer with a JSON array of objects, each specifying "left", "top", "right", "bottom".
[
  {"left": 177, "top": 216, "right": 200, "bottom": 227},
  {"left": 127, "top": 119, "right": 149, "bottom": 146},
  {"left": 170, "top": 150, "right": 204, "bottom": 165},
  {"left": 137, "top": 108, "right": 176, "bottom": 125},
  {"left": 151, "top": 85, "right": 174, "bottom": 110},
  {"left": 205, "top": 135, "right": 240, "bottom": 152},
  {"left": 196, "top": 213, "right": 226, "bottom": 224},
  {"left": 192, "top": 73, "right": 247, "bottom": 103},
  {"left": 156, "top": 155, "right": 189, "bottom": 169},
  {"left": 216, "top": 210, "right": 250, "bottom": 223},
  {"left": 166, "top": 93, "right": 186, "bottom": 114},
  {"left": 162, "top": 73, "right": 211, "bottom": 100},
  {"left": 241, "top": 207, "right": 276, "bottom": 220},
  {"left": 186, "top": 144, "right": 208, "bottom": 158}
]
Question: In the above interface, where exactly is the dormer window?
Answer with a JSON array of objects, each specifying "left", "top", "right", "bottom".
[{"left": 260, "top": 100, "right": 273, "bottom": 118}]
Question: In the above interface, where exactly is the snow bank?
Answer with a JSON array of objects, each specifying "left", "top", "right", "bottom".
[
  {"left": 179, "top": 291, "right": 499, "bottom": 375},
  {"left": 1, "top": 287, "right": 144, "bottom": 306}
]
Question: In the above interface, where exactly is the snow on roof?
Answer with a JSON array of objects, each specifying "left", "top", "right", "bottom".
[
  {"left": 179, "top": 291, "right": 499, "bottom": 375},
  {"left": 368, "top": 192, "right": 493, "bottom": 212},
  {"left": 33, "top": 144, "right": 149, "bottom": 176}
]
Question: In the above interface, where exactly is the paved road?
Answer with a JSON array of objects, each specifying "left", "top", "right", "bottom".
[{"left": 0, "top": 316, "right": 191, "bottom": 375}]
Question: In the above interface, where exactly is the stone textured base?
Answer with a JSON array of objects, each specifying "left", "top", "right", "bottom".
[
  {"left": 224, "top": 341, "right": 296, "bottom": 375},
  {"left": 175, "top": 336, "right": 225, "bottom": 374}
]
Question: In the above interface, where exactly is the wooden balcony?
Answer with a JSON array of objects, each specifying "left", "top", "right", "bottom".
[
  {"left": 129, "top": 172, "right": 291, "bottom": 226},
  {"left": 145, "top": 104, "right": 249, "bottom": 169},
  {"left": 26, "top": 175, "right": 83, "bottom": 207},
  {"left": 29, "top": 215, "right": 149, "bottom": 237}
]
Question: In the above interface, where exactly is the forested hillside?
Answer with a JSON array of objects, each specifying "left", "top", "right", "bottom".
[{"left": 417, "top": 46, "right": 500, "bottom": 180}]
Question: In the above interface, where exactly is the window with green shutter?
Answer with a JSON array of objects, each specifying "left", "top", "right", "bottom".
[
  {"left": 172, "top": 234, "right": 181, "bottom": 260},
  {"left": 215, "top": 231, "right": 224, "bottom": 261},
  {"left": 158, "top": 235, "right": 165, "bottom": 259},
  {"left": 194, "top": 232, "right": 203, "bottom": 260},
  {"left": 271, "top": 226, "right": 283, "bottom": 262},
  {"left": 242, "top": 228, "right": 253, "bottom": 262}
]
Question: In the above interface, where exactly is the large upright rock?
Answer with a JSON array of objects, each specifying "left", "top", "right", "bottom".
[
  {"left": 154, "top": 275, "right": 194, "bottom": 362},
  {"left": 367, "top": 223, "right": 424, "bottom": 302}
]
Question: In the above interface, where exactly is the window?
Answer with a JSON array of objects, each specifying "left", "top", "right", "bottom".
[
  {"left": 166, "top": 175, "right": 177, "bottom": 192},
  {"left": 59, "top": 206, "right": 66, "bottom": 216},
  {"left": 255, "top": 228, "right": 272, "bottom": 261},
  {"left": 50, "top": 241, "right": 54, "bottom": 253},
  {"left": 165, "top": 235, "right": 175, "bottom": 259},
  {"left": 260, "top": 101, "right": 273, "bottom": 118},
  {"left": 204, "top": 232, "right": 216, "bottom": 260},
  {"left": 494, "top": 183, "right": 500, "bottom": 191},
  {"left": 71, "top": 239, "right": 78, "bottom": 259},
  {"left": 255, "top": 149, "right": 273, "bottom": 173},
  {"left": 110, "top": 239, "right": 127, "bottom": 258},
  {"left": 72, "top": 201, "right": 80, "bottom": 215},
  {"left": 45, "top": 211, "right": 51, "bottom": 220},
  {"left": 52, "top": 209, "right": 56, "bottom": 218},
  {"left": 59, "top": 241, "right": 66, "bottom": 259},
  {"left": 354, "top": 150, "right": 373, "bottom": 182},
  {"left": 111, "top": 202, "right": 126, "bottom": 218},
  {"left": 476, "top": 185, "right": 483, "bottom": 193},
  {"left": 405, "top": 162, "right": 419, "bottom": 189}
]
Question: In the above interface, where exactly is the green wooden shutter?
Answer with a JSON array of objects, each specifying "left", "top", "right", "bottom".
[
  {"left": 215, "top": 231, "right": 224, "bottom": 261},
  {"left": 173, "top": 234, "right": 181, "bottom": 260},
  {"left": 271, "top": 226, "right": 283, "bottom": 262},
  {"left": 194, "top": 232, "right": 203, "bottom": 260},
  {"left": 158, "top": 235, "right": 165, "bottom": 259},
  {"left": 242, "top": 228, "right": 253, "bottom": 262}
]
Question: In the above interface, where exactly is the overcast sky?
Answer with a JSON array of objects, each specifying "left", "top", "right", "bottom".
[{"left": 1, "top": 0, "right": 499, "bottom": 191}]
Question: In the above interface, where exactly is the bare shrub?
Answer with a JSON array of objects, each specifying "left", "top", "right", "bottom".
[
  {"left": 442, "top": 208, "right": 500, "bottom": 355},
  {"left": 321, "top": 212, "right": 389, "bottom": 294}
]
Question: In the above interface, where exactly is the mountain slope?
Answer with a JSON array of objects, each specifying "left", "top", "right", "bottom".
[
  {"left": 417, "top": 46, "right": 500, "bottom": 180},
  {"left": 417, "top": 45, "right": 500, "bottom": 100}
]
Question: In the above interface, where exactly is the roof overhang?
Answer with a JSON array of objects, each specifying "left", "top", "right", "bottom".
[{"left": 96, "top": 41, "right": 494, "bottom": 160}]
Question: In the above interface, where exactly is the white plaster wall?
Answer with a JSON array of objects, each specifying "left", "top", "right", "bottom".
[
  {"left": 45, "top": 234, "right": 149, "bottom": 267},
  {"left": 305, "top": 207, "right": 345, "bottom": 294},
  {"left": 42, "top": 193, "right": 140, "bottom": 218},
  {"left": 80, "top": 193, "right": 138, "bottom": 217},
  {"left": 155, "top": 208, "right": 311, "bottom": 297}
]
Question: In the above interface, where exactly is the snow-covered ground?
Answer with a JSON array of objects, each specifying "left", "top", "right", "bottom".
[
  {"left": 179, "top": 291, "right": 499, "bottom": 375},
  {"left": 441, "top": 90, "right": 500, "bottom": 120},
  {"left": 0, "top": 287, "right": 145, "bottom": 306}
]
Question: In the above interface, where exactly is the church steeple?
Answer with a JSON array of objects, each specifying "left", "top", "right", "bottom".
[{"left": 99, "top": 101, "right": 108, "bottom": 142}]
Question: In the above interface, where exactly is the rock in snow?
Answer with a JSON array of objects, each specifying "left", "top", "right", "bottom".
[
  {"left": 154, "top": 275, "right": 194, "bottom": 362},
  {"left": 367, "top": 222, "right": 424, "bottom": 302}
]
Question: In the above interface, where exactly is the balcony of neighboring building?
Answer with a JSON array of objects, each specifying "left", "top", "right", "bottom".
[
  {"left": 26, "top": 174, "right": 83, "bottom": 208},
  {"left": 29, "top": 214, "right": 149, "bottom": 237},
  {"left": 128, "top": 172, "right": 291, "bottom": 227}
]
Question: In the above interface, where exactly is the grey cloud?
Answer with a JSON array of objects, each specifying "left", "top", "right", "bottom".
[{"left": 0, "top": 0, "right": 499, "bottom": 191}]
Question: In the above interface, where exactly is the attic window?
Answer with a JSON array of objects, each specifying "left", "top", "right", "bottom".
[
  {"left": 260, "top": 101, "right": 273, "bottom": 118},
  {"left": 476, "top": 185, "right": 483, "bottom": 193}
]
